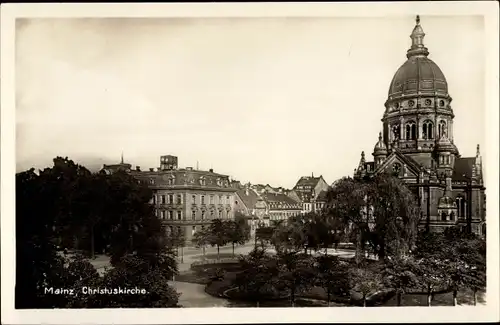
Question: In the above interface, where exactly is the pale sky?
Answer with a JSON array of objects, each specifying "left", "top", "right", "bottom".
[{"left": 15, "top": 16, "right": 485, "bottom": 188}]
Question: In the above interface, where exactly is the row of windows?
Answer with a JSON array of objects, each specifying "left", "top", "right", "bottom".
[
  {"left": 158, "top": 209, "right": 232, "bottom": 221},
  {"left": 152, "top": 194, "right": 232, "bottom": 205},
  {"left": 391, "top": 120, "right": 448, "bottom": 141},
  {"left": 146, "top": 176, "right": 229, "bottom": 187}
]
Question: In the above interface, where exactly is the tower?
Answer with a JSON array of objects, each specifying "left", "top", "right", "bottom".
[
  {"left": 373, "top": 132, "right": 388, "bottom": 168},
  {"left": 382, "top": 15, "right": 457, "bottom": 169}
]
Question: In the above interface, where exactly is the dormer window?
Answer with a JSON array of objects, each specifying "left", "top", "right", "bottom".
[
  {"left": 199, "top": 176, "right": 206, "bottom": 186},
  {"left": 168, "top": 176, "right": 175, "bottom": 185}
]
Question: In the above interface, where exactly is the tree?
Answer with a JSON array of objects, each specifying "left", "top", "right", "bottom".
[
  {"left": 90, "top": 254, "right": 180, "bottom": 308},
  {"left": 192, "top": 227, "right": 210, "bottom": 258},
  {"left": 349, "top": 267, "right": 384, "bottom": 307},
  {"left": 276, "top": 252, "right": 315, "bottom": 307},
  {"left": 413, "top": 257, "right": 449, "bottom": 306},
  {"left": 382, "top": 256, "right": 419, "bottom": 306},
  {"left": 226, "top": 217, "right": 250, "bottom": 257},
  {"left": 324, "top": 177, "right": 371, "bottom": 264},
  {"left": 234, "top": 247, "right": 279, "bottom": 307},
  {"left": 368, "top": 174, "right": 420, "bottom": 259},
  {"left": 207, "top": 219, "right": 229, "bottom": 260},
  {"left": 314, "top": 255, "right": 349, "bottom": 306}
]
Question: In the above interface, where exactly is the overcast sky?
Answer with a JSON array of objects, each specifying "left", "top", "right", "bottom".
[{"left": 15, "top": 15, "right": 485, "bottom": 188}]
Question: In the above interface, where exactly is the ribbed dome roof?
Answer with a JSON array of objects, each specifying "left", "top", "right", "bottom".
[
  {"left": 388, "top": 57, "right": 448, "bottom": 98},
  {"left": 388, "top": 16, "right": 448, "bottom": 99}
]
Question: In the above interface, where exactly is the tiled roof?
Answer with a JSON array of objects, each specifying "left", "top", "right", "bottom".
[
  {"left": 453, "top": 157, "right": 475, "bottom": 182},
  {"left": 261, "top": 192, "right": 302, "bottom": 210},
  {"left": 129, "top": 168, "right": 232, "bottom": 189},
  {"left": 235, "top": 188, "right": 261, "bottom": 210},
  {"left": 316, "top": 190, "right": 328, "bottom": 202},
  {"left": 294, "top": 176, "right": 322, "bottom": 188}
]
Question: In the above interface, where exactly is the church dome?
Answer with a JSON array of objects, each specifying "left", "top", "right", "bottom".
[
  {"left": 373, "top": 132, "right": 388, "bottom": 156},
  {"left": 388, "top": 16, "right": 448, "bottom": 99}
]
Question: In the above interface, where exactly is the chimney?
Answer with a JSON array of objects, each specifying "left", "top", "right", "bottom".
[
  {"left": 136, "top": 166, "right": 141, "bottom": 171},
  {"left": 209, "top": 168, "right": 214, "bottom": 173},
  {"left": 149, "top": 168, "right": 154, "bottom": 172}
]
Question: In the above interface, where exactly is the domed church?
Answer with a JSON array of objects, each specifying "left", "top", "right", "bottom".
[{"left": 354, "top": 16, "right": 486, "bottom": 235}]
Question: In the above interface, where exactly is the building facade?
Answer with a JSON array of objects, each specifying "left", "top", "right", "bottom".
[
  {"left": 354, "top": 16, "right": 486, "bottom": 235},
  {"left": 292, "top": 174, "right": 330, "bottom": 214},
  {"left": 103, "top": 155, "right": 237, "bottom": 243}
]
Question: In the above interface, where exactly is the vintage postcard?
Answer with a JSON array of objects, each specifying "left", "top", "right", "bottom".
[{"left": 1, "top": 2, "right": 499, "bottom": 324}]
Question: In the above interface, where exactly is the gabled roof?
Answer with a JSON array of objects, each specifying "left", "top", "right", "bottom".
[
  {"left": 452, "top": 157, "right": 475, "bottom": 182},
  {"left": 235, "top": 188, "right": 261, "bottom": 210},
  {"left": 294, "top": 176, "right": 323, "bottom": 188},
  {"left": 316, "top": 190, "right": 328, "bottom": 202},
  {"left": 261, "top": 192, "right": 300, "bottom": 205},
  {"left": 374, "top": 149, "right": 422, "bottom": 176}
]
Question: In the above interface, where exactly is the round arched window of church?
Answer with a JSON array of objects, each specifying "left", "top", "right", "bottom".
[
  {"left": 408, "top": 100, "right": 415, "bottom": 107},
  {"left": 440, "top": 100, "right": 445, "bottom": 107},
  {"left": 394, "top": 102, "right": 399, "bottom": 109},
  {"left": 425, "top": 99, "right": 432, "bottom": 106}
]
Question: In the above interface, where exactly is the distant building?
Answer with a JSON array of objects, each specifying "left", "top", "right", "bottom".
[
  {"left": 101, "top": 153, "right": 132, "bottom": 174},
  {"left": 292, "top": 174, "right": 330, "bottom": 214},
  {"left": 353, "top": 16, "right": 486, "bottom": 235},
  {"left": 260, "top": 191, "right": 302, "bottom": 225},
  {"left": 234, "top": 186, "right": 267, "bottom": 236},
  {"left": 102, "top": 155, "right": 237, "bottom": 243}
]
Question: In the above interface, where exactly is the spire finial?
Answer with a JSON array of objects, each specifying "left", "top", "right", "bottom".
[
  {"left": 476, "top": 144, "right": 480, "bottom": 157},
  {"left": 407, "top": 15, "right": 429, "bottom": 58},
  {"left": 121, "top": 152, "right": 124, "bottom": 164},
  {"left": 378, "top": 131, "right": 382, "bottom": 141}
]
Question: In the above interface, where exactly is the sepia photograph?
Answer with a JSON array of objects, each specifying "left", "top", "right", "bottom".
[{"left": 1, "top": 2, "right": 499, "bottom": 324}]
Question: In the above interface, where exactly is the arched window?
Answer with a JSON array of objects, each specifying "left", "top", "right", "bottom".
[
  {"left": 438, "top": 120, "right": 447, "bottom": 138},
  {"left": 441, "top": 212, "right": 447, "bottom": 221},
  {"left": 422, "top": 120, "right": 434, "bottom": 139},
  {"left": 450, "top": 211, "right": 455, "bottom": 221},
  {"left": 405, "top": 121, "right": 416, "bottom": 140}
]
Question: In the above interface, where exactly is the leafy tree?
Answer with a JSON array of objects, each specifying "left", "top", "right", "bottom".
[
  {"left": 413, "top": 257, "right": 449, "bottom": 306},
  {"left": 368, "top": 174, "right": 420, "bottom": 259},
  {"left": 234, "top": 247, "right": 279, "bottom": 307},
  {"left": 192, "top": 227, "right": 210, "bottom": 258},
  {"left": 207, "top": 219, "right": 229, "bottom": 260},
  {"left": 314, "top": 255, "right": 350, "bottom": 306},
  {"left": 226, "top": 217, "right": 250, "bottom": 257},
  {"left": 276, "top": 252, "right": 315, "bottom": 307},
  {"left": 90, "top": 254, "right": 180, "bottom": 308},
  {"left": 62, "top": 255, "right": 101, "bottom": 308},
  {"left": 349, "top": 267, "right": 384, "bottom": 307},
  {"left": 255, "top": 225, "right": 275, "bottom": 249},
  {"left": 382, "top": 256, "right": 419, "bottom": 306},
  {"left": 324, "top": 177, "right": 371, "bottom": 264}
]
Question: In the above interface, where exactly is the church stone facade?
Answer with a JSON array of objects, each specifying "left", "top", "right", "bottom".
[{"left": 354, "top": 16, "right": 486, "bottom": 235}]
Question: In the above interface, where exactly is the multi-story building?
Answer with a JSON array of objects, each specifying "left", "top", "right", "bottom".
[
  {"left": 102, "top": 155, "right": 237, "bottom": 243},
  {"left": 353, "top": 16, "right": 486, "bottom": 235},
  {"left": 292, "top": 174, "right": 330, "bottom": 214}
]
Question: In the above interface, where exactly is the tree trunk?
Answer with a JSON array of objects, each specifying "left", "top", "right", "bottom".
[
  {"left": 397, "top": 290, "right": 402, "bottom": 306},
  {"left": 453, "top": 290, "right": 458, "bottom": 306},
  {"left": 291, "top": 288, "right": 295, "bottom": 307},
  {"left": 217, "top": 245, "right": 220, "bottom": 260},
  {"left": 256, "top": 300, "right": 260, "bottom": 308},
  {"left": 202, "top": 246, "right": 206, "bottom": 257},
  {"left": 181, "top": 246, "right": 184, "bottom": 263},
  {"left": 232, "top": 243, "right": 235, "bottom": 257},
  {"left": 304, "top": 247, "right": 307, "bottom": 255},
  {"left": 427, "top": 289, "right": 432, "bottom": 307},
  {"left": 327, "top": 289, "right": 331, "bottom": 307},
  {"left": 363, "top": 295, "right": 367, "bottom": 307},
  {"left": 473, "top": 289, "right": 477, "bottom": 306}
]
